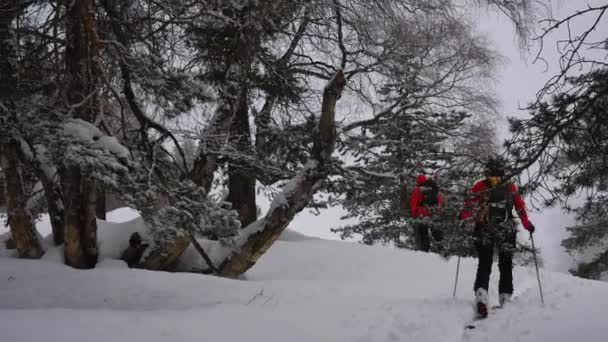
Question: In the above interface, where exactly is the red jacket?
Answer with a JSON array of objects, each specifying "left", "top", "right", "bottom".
[
  {"left": 410, "top": 175, "right": 443, "bottom": 218},
  {"left": 459, "top": 179, "right": 531, "bottom": 230}
]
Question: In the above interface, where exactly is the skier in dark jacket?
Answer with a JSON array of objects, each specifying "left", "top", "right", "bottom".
[
  {"left": 459, "top": 156, "right": 535, "bottom": 318},
  {"left": 409, "top": 174, "right": 444, "bottom": 252}
]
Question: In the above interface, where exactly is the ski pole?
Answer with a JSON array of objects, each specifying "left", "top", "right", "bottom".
[
  {"left": 453, "top": 256, "right": 461, "bottom": 298},
  {"left": 530, "top": 233, "right": 544, "bottom": 304}
]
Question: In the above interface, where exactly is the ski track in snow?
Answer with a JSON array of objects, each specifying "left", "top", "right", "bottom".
[{"left": 1, "top": 211, "right": 607, "bottom": 342}]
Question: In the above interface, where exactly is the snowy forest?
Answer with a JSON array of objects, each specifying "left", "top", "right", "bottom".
[
  {"left": 1, "top": 0, "right": 607, "bottom": 282},
  {"left": 3, "top": 1, "right": 608, "bottom": 341}
]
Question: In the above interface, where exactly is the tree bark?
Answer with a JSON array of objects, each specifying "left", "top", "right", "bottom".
[
  {"left": 0, "top": 141, "right": 44, "bottom": 259},
  {"left": 62, "top": 165, "right": 98, "bottom": 268},
  {"left": 62, "top": 0, "right": 100, "bottom": 268},
  {"left": 219, "top": 70, "right": 346, "bottom": 277}
]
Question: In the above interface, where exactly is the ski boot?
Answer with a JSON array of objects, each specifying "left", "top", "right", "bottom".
[
  {"left": 474, "top": 288, "right": 489, "bottom": 318},
  {"left": 499, "top": 293, "right": 512, "bottom": 308}
]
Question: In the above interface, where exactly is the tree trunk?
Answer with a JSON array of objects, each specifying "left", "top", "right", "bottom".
[
  {"left": 96, "top": 187, "right": 106, "bottom": 220},
  {"left": 190, "top": 82, "right": 243, "bottom": 193},
  {"left": 254, "top": 96, "right": 276, "bottom": 159},
  {"left": 62, "top": 166, "right": 85, "bottom": 267},
  {"left": 219, "top": 70, "right": 345, "bottom": 277},
  {"left": 40, "top": 175, "right": 64, "bottom": 246},
  {"left": 62, "top": 0, "right": 100, "bottom": 269},
  {"left": 21, "top": 143, "right": 65, "bottom": 246},
  {"left": 0, "top": 141, "right": 44, "bottom": 259},
  {"left": 140, "top": 232, "right": 191, "bottom": 271},
  {"left": 227, "top": 166, "right": 257, "bottom": 227},
  {"left": 0, "top": 1, "right": 43, "bottom": 258},
  {"left": 227, "top": 87, "right": 257, "bottom": 227},
  {"left": 62, "top": 166, "right": 98, "bottom": 268},
  {"left": 190, "top": 5, "right": 260, "bottom": 193}
]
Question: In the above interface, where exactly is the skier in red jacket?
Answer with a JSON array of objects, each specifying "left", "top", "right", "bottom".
[
  {"left": 460, "top": 156, "right": 535, "bottom": 318},
  {"left": 409, "top": 174, "right": 444, "bottom": 252}
]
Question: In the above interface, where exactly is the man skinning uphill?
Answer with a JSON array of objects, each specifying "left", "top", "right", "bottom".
[
  {"left": 409, "top": 174, "right": 444, "bottom": 252},
  {"left": 460, "top": 156, "right": 535, "bottom": 318}
]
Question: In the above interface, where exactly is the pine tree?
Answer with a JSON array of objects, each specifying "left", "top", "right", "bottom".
[{"left": 331, "top": 118, "right": 498, "bottom": 256}]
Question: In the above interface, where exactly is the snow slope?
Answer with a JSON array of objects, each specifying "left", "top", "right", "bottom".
[{"left": 1, "top": 214, "right": 607, "bottom": 341}]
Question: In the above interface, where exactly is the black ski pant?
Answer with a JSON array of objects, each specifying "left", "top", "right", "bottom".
[
  {"left": 414, "top": 223, "right": 443, "bottom": 252},
  {"left": 473, "top": 222, "right": 517, "bottom": 295}
]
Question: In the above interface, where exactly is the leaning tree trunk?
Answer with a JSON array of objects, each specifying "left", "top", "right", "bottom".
[
  {"left": 218, "top": 70, "right": 346, "bottom": 277},
  {"left": 61, "top": 0, "right": 100, "bottom": 268}
]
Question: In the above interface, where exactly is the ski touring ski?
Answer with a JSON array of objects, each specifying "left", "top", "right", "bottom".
[
  {"left": 464, "top": 304, "right": 505, "bottom": 329},
  {"left": 464, "top": 299, "right": 514, "bottom": 329}
]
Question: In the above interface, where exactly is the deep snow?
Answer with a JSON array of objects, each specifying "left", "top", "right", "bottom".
[{"left": 0, "top": 209, "right": 607, "bottom": 342}]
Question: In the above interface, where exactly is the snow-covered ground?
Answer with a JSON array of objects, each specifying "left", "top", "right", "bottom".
[{"left": 1, "top": 210, "right": 607, "bottom": 341}]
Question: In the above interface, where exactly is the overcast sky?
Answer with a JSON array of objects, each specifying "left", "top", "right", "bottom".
[{"left": 272, "top": 0, "right": 608, "bottom": 274}]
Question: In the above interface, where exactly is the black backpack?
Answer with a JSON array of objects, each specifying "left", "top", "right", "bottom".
[
  {"left": 419, "top": 179, "right": 439, "bottom": 207},
  {"left": 485, "top": 182, "right": 514, "bottom": 223}
]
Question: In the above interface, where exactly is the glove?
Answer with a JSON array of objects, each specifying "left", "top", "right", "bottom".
[{"left": 526, "top": 222, "right": 535, "bottom": 234}]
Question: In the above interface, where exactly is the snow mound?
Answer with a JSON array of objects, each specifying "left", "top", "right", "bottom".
[{"left": 105, "top": 207, "right": 141, "bottom": 223}]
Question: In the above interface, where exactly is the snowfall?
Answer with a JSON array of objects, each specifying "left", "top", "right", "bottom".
[{"left": 1, "top": 209, "right": 607, "bottom": 342}]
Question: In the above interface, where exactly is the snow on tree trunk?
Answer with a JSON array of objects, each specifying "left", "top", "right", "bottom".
[
  {"left": 0, "top": 141, "right": 44, "bottom": 258},
  {"left": 62, "top": 0, "right": 101, "bottom": 269},
  {"left": 218, "top": 70, "right": 346, "bottom": 278}
]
